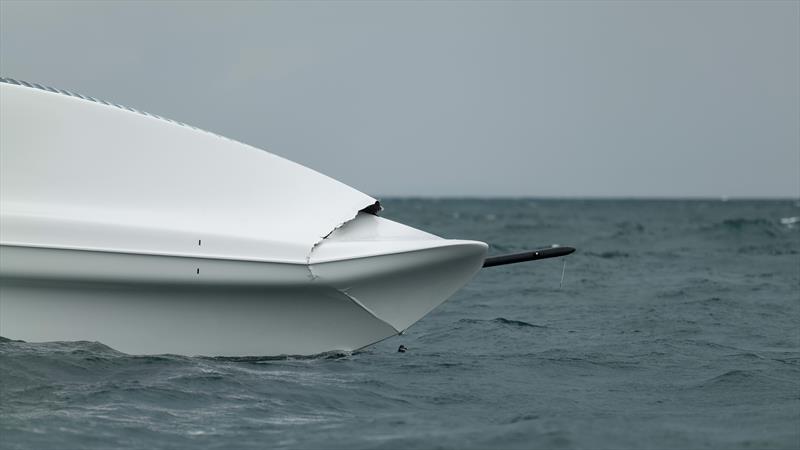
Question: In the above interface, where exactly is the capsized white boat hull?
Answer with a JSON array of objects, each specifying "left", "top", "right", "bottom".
[{"left": 0, "top": 78, "right": 488, "bottom": 356}]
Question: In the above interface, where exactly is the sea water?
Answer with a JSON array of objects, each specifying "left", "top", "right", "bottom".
[{"left": 1, "top": 199, "right": 798, "bottom": 449}]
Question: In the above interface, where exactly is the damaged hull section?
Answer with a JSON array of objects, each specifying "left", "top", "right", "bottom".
[{"left": 0, "top": 78, "right": 488, "bottom": 356}]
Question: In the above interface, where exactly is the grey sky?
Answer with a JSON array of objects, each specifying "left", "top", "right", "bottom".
[{"left": 1, "top": 0, "right": 797, "bottom": 198}]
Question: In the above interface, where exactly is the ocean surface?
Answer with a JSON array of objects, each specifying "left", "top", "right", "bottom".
[{"left": 1, "top": 199, "right": 798, "bottom": 450}]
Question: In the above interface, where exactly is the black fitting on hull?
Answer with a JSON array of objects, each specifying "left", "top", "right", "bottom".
[{"left": 482, "top": 246, "right": 575, "bottom": 268}]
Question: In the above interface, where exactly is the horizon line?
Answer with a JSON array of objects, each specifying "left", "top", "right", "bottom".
[{"left": 372, "top": 195, "right": 800, "bottom": 201}]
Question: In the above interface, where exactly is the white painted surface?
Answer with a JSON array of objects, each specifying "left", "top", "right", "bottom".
[
  {"left": 0, "top": 242, "right": 486, "bottom": 356},
  {"left": 0, "top": 81, "right": 375, "bottom": 263},
  {"left": 0, "top": 80, "right": 488, "bottom": 355}
]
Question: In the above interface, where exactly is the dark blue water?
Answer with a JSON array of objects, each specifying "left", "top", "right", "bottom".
[{"left": 2, "top": 199, "right": 798, "bottom": 449}]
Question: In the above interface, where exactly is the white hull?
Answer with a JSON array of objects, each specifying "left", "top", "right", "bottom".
[
  {"left": 0, "top": 78, "right": 488, "bottom": 356},
  {"left": 1, "top": 241, "right": 484, "bottom": 356}
]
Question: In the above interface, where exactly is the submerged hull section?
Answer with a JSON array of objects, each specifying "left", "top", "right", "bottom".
[{"left": 0, "top": 78, "right": 488, "bottom": 356}]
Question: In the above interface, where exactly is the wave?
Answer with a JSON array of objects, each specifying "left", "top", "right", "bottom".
[
  {"left": 693, "top": 369, "right": 776, "bottom": 390},
  {"left": 211, "top": 350, "right": 354, "bottom": 363},
  {"left": 701, "top": 217, "right": 794, "bottom": 238},
  {"left": 780, "top": 216, "right": 799, "bottom": 228},
  {"left": 0, "top": 338, "right": 353, "bottom": 363},
  {"left": 585, "top": 250, "right": 630, "bottom": 259},
  {"left": 458, "top": 317, "right": 547, "bottom": 328}
]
